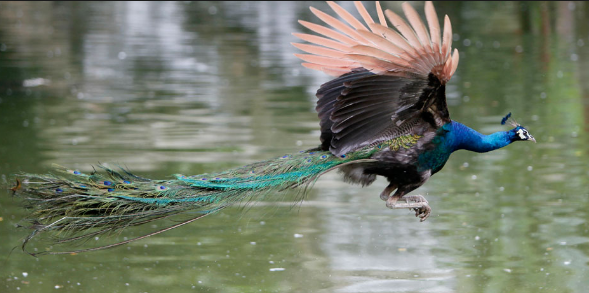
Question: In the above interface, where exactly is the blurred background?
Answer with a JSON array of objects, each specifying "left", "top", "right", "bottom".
[{"left": 1, "top": 1, "right": 588, "bottom": 292}]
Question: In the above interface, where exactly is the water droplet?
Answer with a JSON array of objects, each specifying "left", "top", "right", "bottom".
[
  {"left": 269, "top": 268, "right": 285, "bottom": 272},
  {"left": 118, "top": 51, "right": 127, "bottom": 60},
  {"left": 571, "top": 54, "right": 579, "bottom": 62},
  {"left": 568, "top": 2, "right": 576, "bottom": 10}
]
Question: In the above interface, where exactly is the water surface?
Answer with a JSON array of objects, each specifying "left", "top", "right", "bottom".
[{"left": 1, "top": 2, "right": 589, "bottom": 292}]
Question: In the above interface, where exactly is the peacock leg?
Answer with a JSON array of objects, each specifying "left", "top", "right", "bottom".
[
  {"left": 385, "top": 187, "right": 431, "bottom": 222},
  {"left": 379, "top": 183, "right": 397, "bottom": 201}
]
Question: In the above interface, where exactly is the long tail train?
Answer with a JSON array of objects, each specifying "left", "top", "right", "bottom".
[{"left": 13, "top": 146, "right": 385, "bottom": 255}]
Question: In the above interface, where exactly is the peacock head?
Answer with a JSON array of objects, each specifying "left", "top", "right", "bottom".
[{"left": 501, "top": 112, "right": 536, "bottom": 143}]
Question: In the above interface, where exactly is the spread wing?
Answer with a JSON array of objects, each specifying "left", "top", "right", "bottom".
[{"left": 293, "top": 1, "right": 459, "bottom": 156}]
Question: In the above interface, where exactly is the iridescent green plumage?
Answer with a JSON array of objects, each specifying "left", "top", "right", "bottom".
[{"left": 16, "top": 135, "right": 421, "bottom": 254}]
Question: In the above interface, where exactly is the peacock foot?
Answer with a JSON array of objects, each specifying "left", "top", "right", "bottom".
[
  {"left": 386, "top": 195, "right": 431, "bottom": 222},
  {"left": 404, "top": 195, "right": 431, "bottom": 222}
]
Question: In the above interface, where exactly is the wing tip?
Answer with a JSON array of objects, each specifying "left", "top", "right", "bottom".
[{"left": 295, "top": 0, "right": 456, "bottom": 81}]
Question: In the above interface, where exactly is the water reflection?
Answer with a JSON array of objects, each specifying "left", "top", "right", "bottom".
[{"left": 1, "top": 1, "right": 589, "bottom": 293}]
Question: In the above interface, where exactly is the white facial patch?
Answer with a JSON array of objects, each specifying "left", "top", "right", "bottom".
[{"left": 517, "top": 129, "right": 527, "bottom": 140}]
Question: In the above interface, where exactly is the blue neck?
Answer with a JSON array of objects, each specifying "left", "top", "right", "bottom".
[{"left": 449, "top": 121, "right": 513, "bottom": 153}]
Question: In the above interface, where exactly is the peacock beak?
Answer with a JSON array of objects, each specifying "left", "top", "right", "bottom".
[{"left": 529, "top": 135, "right": 536, "bottom": 143}]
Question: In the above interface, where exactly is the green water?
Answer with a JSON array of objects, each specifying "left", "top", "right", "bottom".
[{"left": 1, "top": 2, "right": 589, "bottom": 292}]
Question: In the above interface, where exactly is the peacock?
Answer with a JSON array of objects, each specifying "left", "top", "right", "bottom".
[{"left": 12, "top": 1, "right": 535, "bottom": 255}]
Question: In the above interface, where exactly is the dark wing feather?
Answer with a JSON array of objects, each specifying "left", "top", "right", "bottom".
[
  {"left": 316, "top": 69, "right": 375, "bottom": 150},
  {"left": 328, "top": 74, "right": 447, "bottom": 156}
]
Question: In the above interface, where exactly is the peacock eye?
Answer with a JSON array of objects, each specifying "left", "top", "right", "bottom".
[{"left": 517, "top": 129, "right": 527, "bottom": 140}]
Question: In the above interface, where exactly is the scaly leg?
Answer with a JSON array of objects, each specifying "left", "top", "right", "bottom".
[{"left": 384, "top": 187, "right": 431, "bottom": 222}]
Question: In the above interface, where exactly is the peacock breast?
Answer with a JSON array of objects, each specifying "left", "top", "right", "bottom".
[{"left": 416, "top": 123, "right": 455, "bottom": 174}]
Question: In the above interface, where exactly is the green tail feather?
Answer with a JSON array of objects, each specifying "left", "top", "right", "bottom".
[
  {"left": 13, "top": 135, "right": 421, "bottom": 254},
  {"left": 14, "top": 149, "right": 373, "bottom": 254}
]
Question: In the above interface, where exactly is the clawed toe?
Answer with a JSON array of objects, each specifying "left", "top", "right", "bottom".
[
  {"left": 413, "top": 203, "right": 431, "bottom": 222},
  {"left": 386, "top": 194, "right": 431, "bottom": 222},
  {"left": 407, "top": 195, "right": 430, "bottom": 222},
  {"left": 381, "top": 188, "right": 431, "bottom": 222}
]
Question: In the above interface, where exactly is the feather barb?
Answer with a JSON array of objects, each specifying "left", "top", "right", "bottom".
[{"left": 293, "top": 1, "right": 459, "bottom": 83}]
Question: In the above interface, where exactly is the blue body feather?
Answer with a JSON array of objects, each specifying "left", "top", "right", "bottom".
[{"left": 418, "top": 121, "right": 515, "bottom": 173}]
